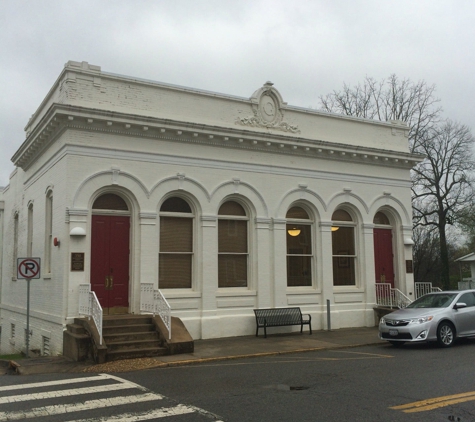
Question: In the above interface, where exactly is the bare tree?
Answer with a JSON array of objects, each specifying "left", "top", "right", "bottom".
[
  {"left": 319, "top": 76, "right": 475, "bottom": 289},
  {"left": 457, "top": 201, "right": 475, "bottom": 252},
  {"left": 413, "top": 226, "right": 442, "bottom": 284},
  {"left": 319, "top": 74, "right": 442, "bottom": 151},
  {"left": 412, "top": 121, "right": 474, "bottom": 288}
]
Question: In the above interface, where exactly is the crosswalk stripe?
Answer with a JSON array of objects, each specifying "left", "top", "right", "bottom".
[
  {"left": 0, "top": 374, "right": 224, "bottom": 421},
  {"left": 0, "top": 392, "right": 163, "bottom": 421},
  {"left": 66, "top": 404, "right": 196, "bottom": 421},
  {"left": 0, "top": 374, "right": 110, "bottom": 392},
  {"left": 0, "top": 382, "right": 138, "bottom": 404}
]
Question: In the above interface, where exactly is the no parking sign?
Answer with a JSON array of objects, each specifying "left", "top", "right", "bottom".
[{"left": 17, "top": 258, "right": 41, "bottom": 279}]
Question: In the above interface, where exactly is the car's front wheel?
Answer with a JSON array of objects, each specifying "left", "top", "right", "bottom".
[{"left": 437, "top": 322, "right": 455, "bottom": 347}]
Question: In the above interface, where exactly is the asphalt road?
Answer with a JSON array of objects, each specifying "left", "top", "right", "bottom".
[
  {"left": 123, "top": 340, "right": 475, "bottom": 422},
  {"left": 2, "top": 340, "right": 475, "bottom": 421}
]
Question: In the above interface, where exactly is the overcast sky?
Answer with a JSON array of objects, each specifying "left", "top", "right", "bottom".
[{"left": 1, "top": 0, "right": 474, "bottom": 187}]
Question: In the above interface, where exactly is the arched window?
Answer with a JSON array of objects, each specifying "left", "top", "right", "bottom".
[
  {"left": 12, "top": 212, "right": 19, "bottom": 278},
  {"left": 45, "top": 191, "right": 53, "bottom": 274},
  {"left": 373, "top": 211, "right": 390, "bottom": 226},
  {"left": 332, "top": 209, "right": 356, "bottom": 286},
  {"left": 27, "top": 203, "right": 33, "bottom": 257},
  {"left": 92, "top": 193, "right": 129, "bottom": 211},
  {"left": 286, "top": 206, "right": 312, "bottom": 287},
  {"left": 159, "top": 197, "right": 193, "bottom": 289},
  {"left": 218, "top": 201, "right": 248, "bottom": 288}
]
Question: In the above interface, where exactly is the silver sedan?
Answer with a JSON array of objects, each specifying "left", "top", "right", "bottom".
[{"left": 379, "top": 290, "right": 475, "bottom": 347}]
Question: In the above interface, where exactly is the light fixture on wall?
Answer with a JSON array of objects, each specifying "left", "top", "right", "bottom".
[
  {"left": 331, "top": 226, "right": 339, "bottom": 232},
  {"left": 70, "top": 227, "right": 87, "bottom": 236},
  {"left": 287, "top": 228, "right": 301, "bottom": 237}
]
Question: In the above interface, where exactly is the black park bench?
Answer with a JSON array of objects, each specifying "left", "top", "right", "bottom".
[{"left": 253, "top": 307, "right": 312, "bottom": 338}]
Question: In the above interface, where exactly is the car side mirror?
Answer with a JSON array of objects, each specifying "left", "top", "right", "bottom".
[{"left": 454, "top": 302, "right": 467, "bottom": 309}]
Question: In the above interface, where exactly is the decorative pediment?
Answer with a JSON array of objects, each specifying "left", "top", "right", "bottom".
[{"left": 236, "top": 82, "right": 300, "bottom": 134}]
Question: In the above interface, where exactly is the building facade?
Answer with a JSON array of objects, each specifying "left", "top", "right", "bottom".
[{"left": 0, "top": 61, "right": 421, "bottom": 355}]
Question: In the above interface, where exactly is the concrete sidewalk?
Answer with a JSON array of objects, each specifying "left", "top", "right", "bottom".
[{"left": 2, "top": 327, "right": 383, "bottom": 375}]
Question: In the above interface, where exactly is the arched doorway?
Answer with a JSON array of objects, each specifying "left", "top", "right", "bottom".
[
  {"left": 90, "top": 193, "right": 130, "bottom": 315},
  {"left": 373, "top": 211, "right": 395, "bottom": 288}
]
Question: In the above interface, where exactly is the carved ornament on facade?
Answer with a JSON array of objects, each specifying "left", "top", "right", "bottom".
[{"left": 236, "top": 82, "right": 300, "bottom": 134}]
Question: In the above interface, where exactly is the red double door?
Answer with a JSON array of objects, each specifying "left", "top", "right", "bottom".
[
  {"left": 373, "top": 228, "right": 394, "bottom": 287},
  {"left": 91, "top": 215, "right": 130, "bottom": 314}
]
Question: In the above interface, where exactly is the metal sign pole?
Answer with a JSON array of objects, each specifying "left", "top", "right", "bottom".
[
  {"left": 26, "top": 278, "right": 31, "bottom": 358},
  {"left": 16, "top": 257, "right": 41, "bottom": 359}
]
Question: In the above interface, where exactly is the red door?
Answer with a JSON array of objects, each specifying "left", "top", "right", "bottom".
[
  {"left": 373, "top": 228, "right": 395, "bottom": 287},
  {"left": 91, "top": 215, "right": 130, "bottom": 314}
]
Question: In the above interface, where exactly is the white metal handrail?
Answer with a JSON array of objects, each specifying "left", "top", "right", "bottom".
[
  {"left": 78, "top": 283, "right": 103, "bottom": 345},
  {"left": 415, "top": 282, "right": 442, "bottom": 299},
  {"left": 140, "top": 283, "right": 171, "bottom": 340},
  {"left": 375, "top": 283, "right": 412, "bottom": 308}
]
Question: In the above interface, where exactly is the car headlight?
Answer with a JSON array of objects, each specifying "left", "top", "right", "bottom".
[{"left": 409, "top": 316, "right": 433, "bottom": 324}]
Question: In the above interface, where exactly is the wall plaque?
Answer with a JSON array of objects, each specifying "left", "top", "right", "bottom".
[
  {"left": 71, "top": 253, "right": 85, "bottom": 272},
  {"left": 406, "top": 260, "right": 413, "bottom": 273}
]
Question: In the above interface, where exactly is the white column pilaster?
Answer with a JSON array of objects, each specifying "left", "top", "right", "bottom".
[
  {"left": 402, "top": 225, "right": 415, "bottom": 298},
  {"left": 320, "top": 221, "right": 334, "bottom": 329},
  {"left": 200, "top": 215, "right": 219, "bottom": 338},
  {"left": 363, "top": 223, "right": 376, "bottom": 306},
  {"left": 272, "top": 219, "right": 287, "bottom": 307},
  {"left": 139, "top": 212, "right": 158, "bottom": 286},
  {"left": 138, "top": 212, "right": 158, "bottom": 313},
  {"left": 255, "top": 218, "right": 271, "bottom": 308}
]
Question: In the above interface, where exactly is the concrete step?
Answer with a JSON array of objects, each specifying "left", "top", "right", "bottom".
[
  {"left": 106, "top": 339, "right": 162, "bottom": 352},
  {"left": 104, "top": 331, "right": 159, "bottom": 343},
  {"left": 103, "top": 315, "right": 153, "bottom": 327},
  {"left": 106, "top": 346, "right": 167, "bottom": 361},
  {"left": 103, "top": 324, "right": 155, "bottom": 335},
  {"left": 66, "top": 323, "right": 87, "bottom": 335}
]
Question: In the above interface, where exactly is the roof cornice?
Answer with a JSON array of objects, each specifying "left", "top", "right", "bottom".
[{"left": 13, "top": 104, "right": 425, "bottom": 171}]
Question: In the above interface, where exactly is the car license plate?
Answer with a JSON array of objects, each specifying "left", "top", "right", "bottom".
[{"left": 389, "top": 329, "right": 398, "bottom": 336}]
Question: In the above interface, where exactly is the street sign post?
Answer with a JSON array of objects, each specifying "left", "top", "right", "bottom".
[{"left": 17, "top": 258, "right": 41, "bottom": 358}]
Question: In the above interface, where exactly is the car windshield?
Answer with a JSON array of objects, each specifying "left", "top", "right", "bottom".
[{"left": 407, "top": 293, "right": 457, "bottom": 309}]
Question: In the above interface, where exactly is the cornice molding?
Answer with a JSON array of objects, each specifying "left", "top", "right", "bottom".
[{"left": 13, "top": 104, "right": 424, "bottom": 171}]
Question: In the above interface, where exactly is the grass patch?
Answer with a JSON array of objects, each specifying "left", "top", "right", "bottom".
[{"left": 0, "top": 354, "right": 24, "bottom": 361}]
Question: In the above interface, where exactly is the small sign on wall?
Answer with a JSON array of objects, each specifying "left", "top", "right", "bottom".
[
  {"left": 406, "top": 260, "right": 413, "bottom": 273},
  {"left": 71, "top": 253, "right": 85, "bottom": 272}
]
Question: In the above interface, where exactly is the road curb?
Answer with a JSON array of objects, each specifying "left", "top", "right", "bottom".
[{"left": 154, "top": 341, "right": 384, "bottom": 368}]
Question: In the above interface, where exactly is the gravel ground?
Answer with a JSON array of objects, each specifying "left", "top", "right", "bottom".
[{"left": 83, "top": 357, "right": 167, "bottom": 373}]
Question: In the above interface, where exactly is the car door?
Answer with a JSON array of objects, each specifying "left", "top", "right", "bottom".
[{"left": 453, "top": 292, "right": 475, "bottom": 336}]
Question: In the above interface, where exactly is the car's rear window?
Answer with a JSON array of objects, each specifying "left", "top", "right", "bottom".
[{"left": 407, "top": 293, "right": 457, "bottom": 308}]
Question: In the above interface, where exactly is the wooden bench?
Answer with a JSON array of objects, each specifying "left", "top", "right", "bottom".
[{"left": 253, "top": 307, "right": 312, "bottom": 338}]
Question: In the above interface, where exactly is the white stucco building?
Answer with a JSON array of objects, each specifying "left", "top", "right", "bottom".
[{"left": 0, "top": 61, "right": 422, "bottom": 356}]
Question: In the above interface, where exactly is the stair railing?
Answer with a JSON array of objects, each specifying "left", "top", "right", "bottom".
[
  {"left": 78, "top": 283, "right": 103, "bottom": 345},
  {"left": 375, "top": 283, "right": 412, "bottom": 309},
  {"left": 140, "top": 283, "right": 171, "bottom": 339},
  {"left": 415, "top": 282, "right": 442, "bottom": 299}
]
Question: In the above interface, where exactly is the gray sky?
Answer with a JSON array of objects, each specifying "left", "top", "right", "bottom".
[{"left": 1, "top": 0, "right": 474, "bottom": 187}]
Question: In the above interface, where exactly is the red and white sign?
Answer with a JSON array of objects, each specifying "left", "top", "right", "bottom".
[{"left": 17, "top": 258, "right": 41, "bottom": 279}]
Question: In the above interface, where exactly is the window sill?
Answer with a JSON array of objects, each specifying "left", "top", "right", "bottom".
[
  {"left": 216, "top": 289, "right": 257, "bottom": 297},
  {"left": 286, "top": 287, "right": 321, "bottom": 295},
  {"left": 333, "top": 286, "right": 364, "bottom": 293},
  {"left": 160, "top": 290, "right": 201, "bottom": 299}
]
